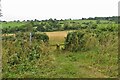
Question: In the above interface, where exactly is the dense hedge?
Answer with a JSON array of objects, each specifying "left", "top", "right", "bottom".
[
  {"left": 64, "top": 31, "right": 85, "bottom": 52},
  {"left": 2, "top": 32, "right": 50, "bottom": 75},
  {"left": 64, "top": 30, "right": 117, "bottom": 52}
]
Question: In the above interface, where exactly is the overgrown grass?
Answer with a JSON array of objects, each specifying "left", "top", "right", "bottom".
[
  {"left": 2, "top": 29, "right": 118, "bottom": 78},
  {"left": 2, "top": 50, "right": 118, "bottom": 78}
]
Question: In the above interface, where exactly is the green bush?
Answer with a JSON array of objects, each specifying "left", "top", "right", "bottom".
[
  {"left": 64, "top": 31, "right": 85, "bottom": 52},
  {"left": 32, "top": 33, "right": 49, "bottom": 43},
  {"left": 15, "top": 32, "right": 49, "bottom": 43},
  {"left": 2, "top": 32, "right": 50, "bottom": 78}
]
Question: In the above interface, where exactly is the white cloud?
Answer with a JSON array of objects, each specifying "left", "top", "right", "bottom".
[{"left": 1, "top": 0, "right": 119, "bottom": 21}]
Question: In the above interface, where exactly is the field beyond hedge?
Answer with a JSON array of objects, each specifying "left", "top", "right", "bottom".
[{"left": 2, "top": 18, "right": 118, "bottom": 78}]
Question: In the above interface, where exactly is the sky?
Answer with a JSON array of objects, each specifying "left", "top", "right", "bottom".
[{"left": 1, "top": 0, "right": 119, "bottom": 21}]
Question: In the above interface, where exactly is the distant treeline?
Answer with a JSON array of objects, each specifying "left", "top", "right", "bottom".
[
  {"left": 2, "top": 16, "right": 118, "bottom": 33},
  {"left": 82, "top": 16, "right": 118, "bottom": 21},
  {"left": 2, "top": 16, "right": 118, "bottom": 22}
]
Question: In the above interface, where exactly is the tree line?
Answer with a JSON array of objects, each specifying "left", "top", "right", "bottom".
[{"left": 2, "top": 16, "right": 118, "bottom": 33}]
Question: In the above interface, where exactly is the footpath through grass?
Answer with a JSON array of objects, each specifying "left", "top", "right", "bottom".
[
  {"left": 2, "top": 30, "right": 118, "bottom": 78},
  {"left": 3, "top": 50, "right": 118, "bottom": 78}
]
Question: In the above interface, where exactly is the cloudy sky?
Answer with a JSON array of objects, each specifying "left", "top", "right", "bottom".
[{"left": 1, "top": 0, "right": 119, "bottom": 21}]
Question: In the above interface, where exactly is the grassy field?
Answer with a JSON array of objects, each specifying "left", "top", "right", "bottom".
[
  {"left": 3, "top": 51, "right": 117, "bottom": 78},
  {"left": 45, "top": 31, "right": 67, "bottom": 45},
  {"left": 41, "top": 30, "right": 118, "bottom": 78},
  {"left": 3, "top": 30, "right": 118, "bottom": 78},
  {"left": 2, "top": 19, "right": 118, "bottom": 78},
  {"left": 1, "top": 22, "right": 26, "bottom": 28},
  {"left": 36, "top": 30, "right": 76, "bottom": 45},
  {"left": 43, "top": 31, "right": 68, "bottom": 46},
  {"left": 1, "top": 20, "right": 115, "bottom": 29}
]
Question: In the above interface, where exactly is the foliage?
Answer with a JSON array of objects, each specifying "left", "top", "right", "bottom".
[
  {"left": 64, "top": 31, "right": 85, "bottom": 52},
  {"left": 2, "top": 32, "right": 50, "bottom": 78},
  {"left": 2, "top": 17, "right": 118, "bottom": 78},
  {"left": 2, "top": 17, "right": 117, "bottom": 33},
  {"left": 64, "top": 28, "right": 118, "bottom": 52}
]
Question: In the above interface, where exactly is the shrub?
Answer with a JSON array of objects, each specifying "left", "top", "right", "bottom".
[
  {"left": 2, "top": 32, "right": 50, "bottom": 77},
  {"left": 64, "top": 31, "right": 85, "bottom": 52},
  {"left": 83, "top": 33, "right": 98, "bottom": 51},
  {"left": 15, "top": 32, "right": 49, "bottom": 43}
]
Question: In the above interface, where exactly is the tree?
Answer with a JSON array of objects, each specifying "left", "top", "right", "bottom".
[{"left": 36, "top": 23, "right": 46, "bottom": 32}]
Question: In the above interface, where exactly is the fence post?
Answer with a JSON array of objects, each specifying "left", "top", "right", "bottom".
[{"left": 30, "top": 32, "right": 32, "bottom": 45}]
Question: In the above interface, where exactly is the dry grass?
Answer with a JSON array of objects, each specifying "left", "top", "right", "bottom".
[
  {"left": 45, "top": 31, "right": 68, "bottom": 45},
  {"left": 2, "top": 34, "right": 16, "bottom": 37}
]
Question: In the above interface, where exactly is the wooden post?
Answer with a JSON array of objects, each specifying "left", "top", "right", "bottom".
[{"left": 30, "top": 32, "right": 32, "bottom": 45}]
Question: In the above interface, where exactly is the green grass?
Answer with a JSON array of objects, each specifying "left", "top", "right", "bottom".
[
  {"left": 3, "top": 50, "right": 117, "bottom": 78},
  {"left": 1, "top": 20, "right": 116, "bottom": 29},
  {"left": 2, "top": 20, "right": 118, "bottom": 78},
  {"left": 2, "top": 30, "right": 118, "bottom": 78},
  {"left": 2, "top": 22, "right": 26, "bottom": 28}
]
